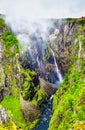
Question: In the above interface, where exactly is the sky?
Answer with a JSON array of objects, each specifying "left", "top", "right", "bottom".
[{"left": 0, "top": 0, "right": 85, "bottom": 19}]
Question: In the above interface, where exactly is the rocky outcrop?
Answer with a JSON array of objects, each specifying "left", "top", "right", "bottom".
[
  {"left": 20, "top": 96, "right": 41, "bottom": 122},
  {"left": 0, "top": 31, "right": 5, "bottom": 102},
  {"left": 48, "top": 21, "right": 78, "bottom": 73},
  {"left": 0, "top": 88, "right": 4, "bottom": 102},
  {"left": 0, "top": 106, "right": 10, "bottom": 124},
  {"left": 0, "top": 41, "right": 4, "bottom": 62},
  {"left": 39, "top": 78, "right": 57, "bottom": 97}
]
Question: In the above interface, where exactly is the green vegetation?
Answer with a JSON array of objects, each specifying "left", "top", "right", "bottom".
[
  {"left": 66, "top": 18, "right": 77, "bottom": 23},
  {"left": 0, "top": 18, "right": 26, "bottom": 130},
  {"left": 21, "top": 68, "right": 47, "bottom": 106},
  {"left": 81, "top": 35, "right": 85, "bottom": 48},
  {"left": 77, "top": 18, "right": 85, "bottom": 26},
  {"left": 48, "top": 67, "right": 85, "bottom": 130},
  {"left": 2, "top": 30, "right": 19, "bottom": 58},
  {"left": 32, "top": 86, "right": 47, "bottom": 105},
  {"left": 43, "top": 43, "right": 58, "bottom": 62},
  {"left": 2, "top": 31, "right": 18, "bottom": 47},
  {"left": 52, "top": 43, "right": 58, "bottom": 52},
  {"left": 0, "top": 18, "right": 20, "bottom": 97},
  {"left": 0, "top": 67, "right": 4, "bottom": 87},
  {"left": 0, "top": 96, "right": 27, "bottom": 129},
  {"left": 21, "top": 68, "right": 38, "bottom": 100},
  {"left": 67, "top": 17, "right": 85, "bottom": 26},
  {"left": 0, "top": 17, "right": 40, "bottom": 129},
  {"left": 27, "top": 119, "right": 39, "bottom": 130},
  {"left": 43, "top": 43, "right": 51, "bottom": 61},
  {"left": 0, "top": 120, "right": 18, "bottom": 130},
  {"left": 0, "top": 18, "right": 6, "bottom": 29}
]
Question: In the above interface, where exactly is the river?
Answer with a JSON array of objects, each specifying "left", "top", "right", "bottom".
[{"left": 33, "top": 99, "right": 52, "bottom": 130}]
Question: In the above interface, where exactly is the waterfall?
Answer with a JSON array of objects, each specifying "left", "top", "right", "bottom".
[
  {"left": 37, "top": 56, "right": 40, "bottom": 67},
  {"left": 49, "top": 47, "right": 63, "bottom": 83},
  {"left": 77, "top": 38, "right": 82, "bottom": 72},
  {"left": 78, "top": 38, "right": 82, "bottom": 58}
]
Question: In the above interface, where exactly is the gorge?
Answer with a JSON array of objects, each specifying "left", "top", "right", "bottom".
[{"left": 0, "top": 15, "right": 85, "bottom": 130}]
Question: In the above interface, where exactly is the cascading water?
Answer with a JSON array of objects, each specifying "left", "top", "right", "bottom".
[
  {"left": 49, "top": 47, "right": 63, "bottom": 83},
  {"left": 78, "top": 38, "right": 82, "bottom": 59},
  {"left": 77, "top": 37, "right": 82, "bottom": 72}
]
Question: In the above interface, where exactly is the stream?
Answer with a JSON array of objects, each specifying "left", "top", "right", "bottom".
[{"left": 33, "top": 99, "right": 52, "bottom": 130}]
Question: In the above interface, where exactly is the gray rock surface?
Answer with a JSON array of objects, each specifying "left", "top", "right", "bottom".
[{"left": 0, "top": 106, "right": 10, "bottom": 124}]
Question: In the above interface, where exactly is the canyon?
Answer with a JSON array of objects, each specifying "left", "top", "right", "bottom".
[{"left": 0, "top": 15, "right": 85, "bottom": 130}]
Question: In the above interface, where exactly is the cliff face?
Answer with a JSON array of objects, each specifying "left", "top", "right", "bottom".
[
  {"left": 0, "top": 18, "right": 22, "bottom": 129},
  {"left": 48, "top": 18, "right": 85, "bottom": 130},
  {"left": 0, "top": 18, "right": 20, "bottom": 97}
]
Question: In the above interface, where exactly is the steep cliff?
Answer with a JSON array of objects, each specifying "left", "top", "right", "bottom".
[{"left": 48, "top": 18, "right": 85, "bottom": 130}]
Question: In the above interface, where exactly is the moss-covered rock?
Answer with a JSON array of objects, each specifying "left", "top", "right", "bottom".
[
  {"left": 31, "top": 78, "right": 57, "bottom": 106},
  {"left": 20, "top": 68, "right": 39, "bottom": 100}
]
